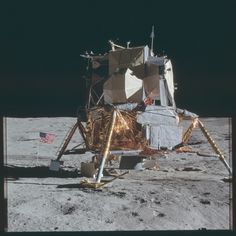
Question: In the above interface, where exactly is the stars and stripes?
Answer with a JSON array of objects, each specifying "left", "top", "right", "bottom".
[
  {"left": 144, "top": 97, "right": 154, "bottom": 106},
  {"left": 39, "top": 132, "right": 55, "bottom": 144}
]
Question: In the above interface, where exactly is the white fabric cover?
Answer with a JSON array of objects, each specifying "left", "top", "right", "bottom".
[
  {"left": 137, "top": 106, "right": 179, "bottom": 126},
  {"left": 137, "top": 105, "right": 182, "bottom": 150},
  {"left": 149, "top": 125, "right": 183, "bottom": 149}
]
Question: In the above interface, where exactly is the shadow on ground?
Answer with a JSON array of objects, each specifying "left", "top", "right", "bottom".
[
  {"left": 57, "top": 183, "right": 90, "bottom": 189},
  {"left": 4, "top": 165, "right": 81, "bottom": 178}
]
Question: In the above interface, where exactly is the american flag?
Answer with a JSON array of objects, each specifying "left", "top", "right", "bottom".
[{"left": 39, "top": 132, "right": 55, "bottom": 144}]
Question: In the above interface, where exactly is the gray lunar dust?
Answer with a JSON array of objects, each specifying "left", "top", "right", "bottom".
[{"left": 5, "top": 117, "right": 232, "bottom": 231}]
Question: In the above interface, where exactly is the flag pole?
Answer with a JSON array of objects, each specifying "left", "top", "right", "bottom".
[
  {"left": 36, "top": 140, "right": 40, "bottom": 166},
  {"left": 37, "top": 139, "right": 40, "bottom": 166}
]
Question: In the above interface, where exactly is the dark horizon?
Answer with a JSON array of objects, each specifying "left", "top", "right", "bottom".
[{"left": 1, "top": 0, "right": 236, "bottom": 117}]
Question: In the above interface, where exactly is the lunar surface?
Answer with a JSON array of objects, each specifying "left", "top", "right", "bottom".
[{"left": 5, "top": 117, "right": 232, "bottom": 231}]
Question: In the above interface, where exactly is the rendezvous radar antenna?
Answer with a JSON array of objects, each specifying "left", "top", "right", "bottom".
[{"left": 150, "top": 25, "right": 155, "bottom": 55}]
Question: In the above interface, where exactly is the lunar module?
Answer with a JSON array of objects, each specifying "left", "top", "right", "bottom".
[{"left": 50, "top": 27, "right": 231, "bottom": 187}]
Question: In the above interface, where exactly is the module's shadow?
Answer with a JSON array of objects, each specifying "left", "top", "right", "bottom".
[
  {"left": 4, "top": 165, "right": 81, "bottom": 178},
  {"left": 57, "top": 183, "right": 84, "bottom": 189}
]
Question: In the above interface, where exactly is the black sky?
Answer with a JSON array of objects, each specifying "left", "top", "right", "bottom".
[{"left": 0, "top": 0, "right": 236, "bottom": 116}]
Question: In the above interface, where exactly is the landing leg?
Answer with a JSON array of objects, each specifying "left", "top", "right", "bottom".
[
  {"left": 198, "top": 120, "right": 232, "bottom": 175},
  {"left": 96, "top": 110, "right": 117, "bottom": 183},
  {"left": 49, "top": 122, "right": 78, "bottom": 171}
]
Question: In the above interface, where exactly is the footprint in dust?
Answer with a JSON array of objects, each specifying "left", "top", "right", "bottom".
[
  {"left": 153, "top": 210, "right": 165, "bottom": 217},
  {"left": 131, "top": 212, "right": 139, "bottom": 217},
  {"left": 105, "top": 218, "right": 113, "bottom": 224},
  {"left": 110, "top": 191, "right": 126, "bottom": 198},
  {"left": 158, "top": 213, "right": 165, "bottom": 217},
  {"left": 135, "top": 196, "right": 147, "bottom": 204},
  {"left": 61, "top": 204, "right": 77, "bottom": 215},
  {"left": 122, "top": 205, "right": 129, "bottom": 211},
  {"left": 149, "top": 191, "right": 156, "bottom": 195},
  {"left": 200, "top": 199, "right": 211, "bottom": 205}
]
